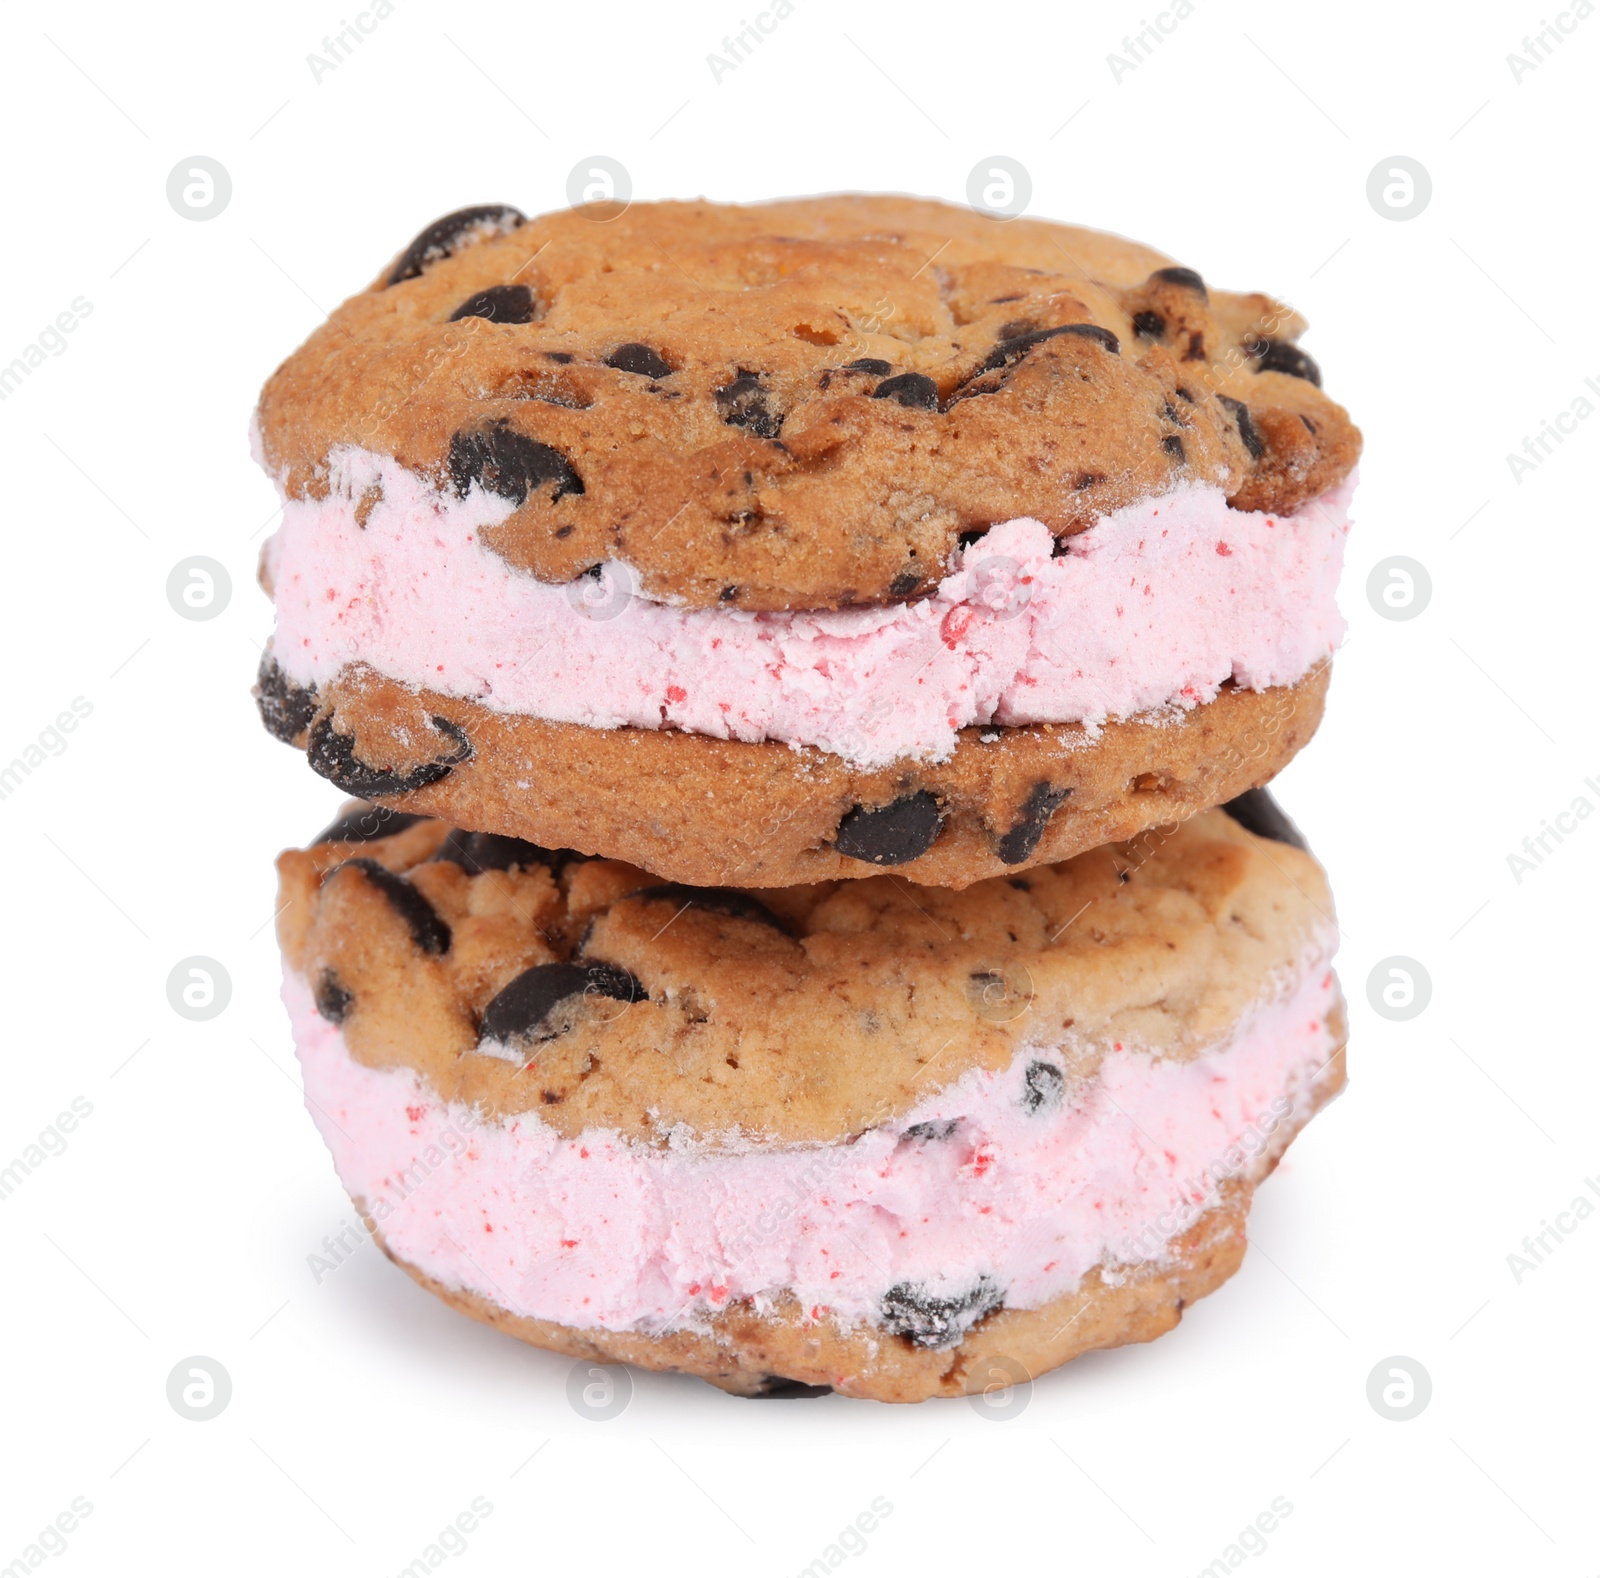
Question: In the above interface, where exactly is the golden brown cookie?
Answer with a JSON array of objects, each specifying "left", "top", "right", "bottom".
[
  {"left": 259, "top": 657, "right": 1328, "bottom": 889},
  {"left": 256, "top": 195, "right": 1360, "bottom": 611},
  {"left": 277, "top": 794, "right": 1346, "bottom": 1401}
]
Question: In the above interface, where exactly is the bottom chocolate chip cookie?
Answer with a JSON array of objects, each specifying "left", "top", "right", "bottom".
[
  {"left": 259, "top": 656, "right": 1329, "bottom": 889},
  {"left": 277, "top": 795, "right": 1346, "bottom": 1402}
]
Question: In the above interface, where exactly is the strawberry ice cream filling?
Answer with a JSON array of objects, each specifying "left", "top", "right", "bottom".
[
  {"left": 283, "top": 947, "right": 1341, "bottom": 1345},
  {"left": 263, "top": 447, "right": 1353, "bottom": 772}
]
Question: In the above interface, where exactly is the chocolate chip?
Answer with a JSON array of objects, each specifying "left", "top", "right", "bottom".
[
  {"left": 902, "top": 1119, "right": 960, "bottom": 1142},
  {"left": 605, "top": 343, "right": 674, "bottom": 379},
  {"left": 997, "top": 782, "right": 1069, "bottom": 865},
  {"left": 1217, "top": 395, "right": 1263, "bottom": 460},
  {"left": 834, "top": 792, "right": 943, "bottom": 866},
  {"left": 840, "top": 357, "right": 891, "bottom": 375},
  {"left": 1021, "top": 1060, "right": 1064, "bottom": 1114},
  {"left": 314, "top": 803, "right": 425, "bottom": 847},
  {"left": 307, "top": 714, "right": 471, "bottom": 797},
  {"left": 1150, "top": 265, "right": 1208, "bottom": 299},
  {"left": 479, "top": 961, "right": 642, "bottom": 1048},
  {"left": 433, "top": 828, "right": 581, "bottom": 876},
  {"left": 1162, "top": 434, "right": 1187, "bottom": 464},
  {"left": 1132, "top": 309, "right": 1165, "bottom": 339},
  {"left": 449, "top": 421, "right": 584, "bottom": 505},
  {"left": 254, "top": 654, "right": 318, "bottom": 745},
  {"left": 1220, "top": 787, "right": 1307, "bottom": 850},
  {"left": 385, "top": 205, "right": 526, "bottom": 287},
  {"left": 880, "top": 1276, "right": 1003, "bottom": 1349},
  {"left": 871, "top": 372, "right": 938, "bottom": 409},
  {"left": 544, "top": 351, "right": 574, "bottom": 364},
  {"left": 888, "top": 569, "right": 923, "bottom": 597},
  {"left": 719, "top": 586, "right": 739, "bottom": 602},
  {"left": 314, "top": 968, "right": 353, "bottom": 1024},
  {"left": 715, "top": 372, "right": 783, "bottom": 439},
  {"left": 626, "top": 884, "right": 791, "bottom": 934},
  {"left": 979, "top": 321, "right": 1120, "bottom": 374},
  {"left": 334, "top": 858, "right": 451, "bottom": 955},
  {"left": 1245, "top": 336, "right": 1323, "bottom": 387},
  {"left": 447, "top": 284, "right": 536, "bottom": 325},
  {"left": 744, "top": 1376, "right": 833, "bottom": 1399}
]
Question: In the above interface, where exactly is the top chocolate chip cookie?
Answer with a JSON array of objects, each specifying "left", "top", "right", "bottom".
[{"left": 255, "top": 195, "right": 1360, "bottom": 612}]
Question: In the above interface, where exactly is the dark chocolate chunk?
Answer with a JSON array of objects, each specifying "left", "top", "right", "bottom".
[
  {"left": 888, "top": 569, "right": 923, "bottom": 597},
  {"left": 1021, "top": 1060, "right": 1064, "bottom": 1114},
  {"left": 605, "top": 342, "right": 674, "bottom": 379},
  {"left": 997, "top": 782, "right": 1070, "bottom": 865},
  {"left": 255, "top": 654, "right": 318, "bottom": 745},
  {"left": 306, "top": 713, "right": 471, "bottom": 798},
  {"left": 334, "top": 858, "right": 451, "bottom": 955},
  {"left": 902, "top": 1119, "right": 960, "bottom": 1142},
  {"left": 834, "top": 792, "right": 944, "bottom": 866},
  {"left": 880, "top": 1276, "right": 1003, "bottom": 1349},
  {"left": 627, "top": 884, "right": 791, "bottom": 934},
  {"left": 979, "top": 321, "right": 1120, "bottom": 374},
  {"left": 1220, "top": 787, "right": 1307, "bottom": 850},
  {"left": 744, "top": 1376, "right": 834, "bottom": 1399},
  {"left": 447, "top": 283, "right": 536, "bottom": 325},
  {"left": 1217, "top": 395, "right": 1263, "bottom": 460},
  {"left": 449, "top": 421, "right": 584, "bottom": 505},
  {"left": 1132, "top": 309, "right": 1165, "bottom": 339},
  {"left": 385, "top": 205, "right": 526, "bottom": 287},
  {"left": 840, "top": 357, "right": 892, "bottom": 375},
  {"left": 479, "top": 961, "right": 642, "bottom": 1048},
  {"left": 1162, "top": 434, "right": 1187, "bottom": 464},
  {"left": 1151, "top": 265, "right": 1208, "bottom": 299},
  {"left": 314, "top": 803, "right": 425, "bottom": 847},
  {"left": 871, "top": 372, "right": 938, "bottom": 409},
  {"left": 432, "top": 828, "right": 580, "bottom": 876},
  {"left": 1245, "top": 335, "right": 1323, "bottom": 387},
  {"left": 314, "top": 968, "right": 353, "bottom": 1024},
  {"left": 714, "top": 372, "right": 783, "bottom": 439}
]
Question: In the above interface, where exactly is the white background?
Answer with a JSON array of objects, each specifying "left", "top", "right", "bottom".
[{"left": 1, "top": 0, "right": 1594, "bottom": 1572}]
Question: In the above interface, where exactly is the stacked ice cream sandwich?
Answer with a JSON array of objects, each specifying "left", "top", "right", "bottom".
[{"left": 254, "top": 196, "right": 1356, "bottom": 1402}]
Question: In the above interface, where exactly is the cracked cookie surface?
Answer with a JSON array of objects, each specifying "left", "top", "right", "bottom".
[{"left": 255, "top": 195, "right": 1360, "bottom": 612}]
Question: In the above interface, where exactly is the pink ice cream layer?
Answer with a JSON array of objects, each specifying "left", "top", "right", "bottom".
[
  {"left": 265, "top": 448, "right": 1353, "bottom": 771},
  {"left": 284, "top": 953, "right": 1341, "bottom": 1342}
]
